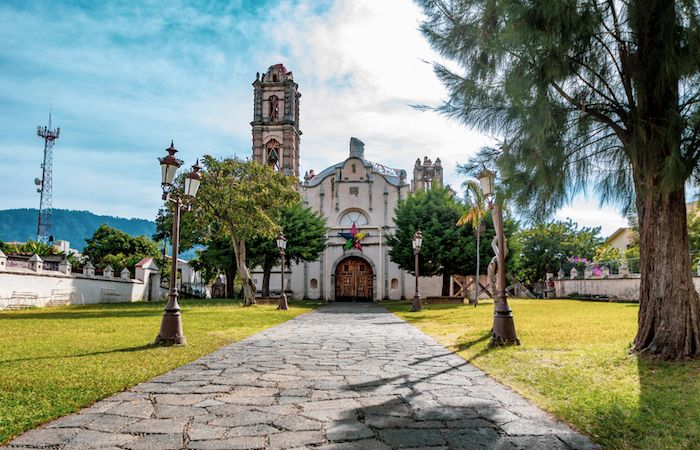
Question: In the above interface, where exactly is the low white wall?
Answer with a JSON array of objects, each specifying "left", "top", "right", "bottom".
[
  {"left": 0, "top": 270, "right": 166, "bottom": 309},
  {"left": 553, "top": 276, "right": 700, "bottom": 301}
]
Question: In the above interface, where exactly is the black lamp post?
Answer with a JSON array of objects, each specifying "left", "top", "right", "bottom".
[
  {"left": 276, "top": 232, "right": 288, "bottom": 310},
  {"left": 410, "top": 229, "right": 423, "bottom": 312},
  {"left": 155, "top": 141, "right": 202, "bottom": 346},
  {"left": 477, "top": 168, "right": 519, "bottom": 346}
]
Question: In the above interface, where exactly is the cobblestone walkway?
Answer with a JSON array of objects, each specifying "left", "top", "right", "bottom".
[{"left": 4, "top": 303, "right": 597, "bottom": 449}]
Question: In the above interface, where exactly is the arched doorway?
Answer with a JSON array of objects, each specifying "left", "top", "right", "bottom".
[{"left": 335, "top": 256, "right": 374, "bottom": 302}]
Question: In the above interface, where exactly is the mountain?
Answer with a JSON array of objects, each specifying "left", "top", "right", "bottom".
[{"left": 0, "top": 209, "right": 156, "bottom": 251}]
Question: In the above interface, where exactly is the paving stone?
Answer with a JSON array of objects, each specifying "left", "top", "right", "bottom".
[
  {"left": 500, "top": 419, "right": 573, "bottom": 436},
  {"left": 186, "top": 436, "right": 266, "bottom": 449},
  {"left": 268, "top": 430, "right": 325, "bottom": 449},
  {"left": 9, "top": 428, "right": 80, "bottom": 447},
  {"left": 325, "top": 420, "right": 374, "bottom": 441},
  {"left": 225, "top": 424, "right": 280, "bottom": 437},
  {"left": 4, "top": 303, "right": 595, "bottom": 450},
  {"left": 299, "top": 398, "right": 362, "bottom": 411},
  {"left": 84, "top": 414, "right": 141, "bottom": 432},
  {"left": 207, "top": 411, "right": 277, "bottom": 427},
  {"left": 154, "top": 394, "right": 213, "bottom": 406},
  {"left": 193, "top": 399, "right": 224, "bottom": 408},
  {"left": 124, "top": 417, "right": 189, "bottom": 434},
  {"left": 315, "top": 438, "right": 391, "bottom": 450},
  {"left": 216, "top": 395, "right": 275, "bottom": 406},
  {"left": 442, "top": 427, "right": 507, "bottom": 449},
  {"left": 378, "top": 428, "right": 447, "bottom": 447},
  {"left": 156, "top": 404, "right": 208, "bottom": 418},
  {"left": 124, "top": 433, "right": 183, "bottom": 450},
  {"left": 107, "top": 399, "right": 155, "bottom": 419},
  {"left": 363, "top": 414, "right": 414, "bottom": 428},
  {"left": 301, "top": 408, "right": 358, "bottom": 422},
  {"left": 65, "top": 429, "right": 138, "bottom": 448},
  {"left": 45, "top": 413, "right": 99, "bottom": 428},
  {"left": 273, "top": 415, "right": 324, "bottom": 431},
  {"left": 188, "top": 423, "right": 228, "bottom": 440}
]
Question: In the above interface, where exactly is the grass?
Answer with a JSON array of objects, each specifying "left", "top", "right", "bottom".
[
  {"left": 386, "top": 299, "right": 700, "bottom": 450},
  {"left": 0, "top": 299, "right": 317, "bottom": 444}
]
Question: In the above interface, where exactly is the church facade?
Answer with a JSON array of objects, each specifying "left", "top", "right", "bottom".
[{"left": 250, "top": 64, "right": 444, "bottom": 301}]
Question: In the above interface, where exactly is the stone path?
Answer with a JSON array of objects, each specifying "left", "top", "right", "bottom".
[{"left": 4, "top": 303, "right": 597, "bottom": 449}]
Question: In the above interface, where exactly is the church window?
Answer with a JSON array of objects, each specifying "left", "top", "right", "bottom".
[
  {"left": 273, "top": 73, "right": 278, "bottom": 82},
  {"left": 391, "top": 278, "right": 399, "bottom": 289},
  {"left": 339, "top": 210, "right": 369, "bottom": 227},
  {"left": 310, "top": 278, "right": 318, "bottom": 289},
  {"left": 349, "top": 187, "right": 359, "bottom": 196},
  {"left": 266, "top": 139, "right": 281, "bottom": 170}
]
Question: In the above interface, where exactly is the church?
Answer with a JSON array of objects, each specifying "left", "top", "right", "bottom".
[{"left": 250, "top": 64, "right": 444, "bottom": 301}]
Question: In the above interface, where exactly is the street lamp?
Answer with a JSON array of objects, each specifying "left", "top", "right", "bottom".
[
  {"left": 155, "top": 141, "right": 202, "bottom": 346},
  {"left": 411, "top": 229, "right": 423, "bottom": 312},
  {"left": 276, "top": 232, "right": 288, "bottom": 310},
  {"left": 476, "top": 167, "right": 519, "bottom": 346}
]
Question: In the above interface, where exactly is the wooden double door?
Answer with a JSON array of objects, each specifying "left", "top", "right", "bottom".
[{"left": 335, "top": 257, "right": 374, "bottom": 302}]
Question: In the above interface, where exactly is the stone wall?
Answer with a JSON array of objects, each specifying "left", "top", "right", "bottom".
[
  {"left": 0, "top": 258, "right": 165, "bottom": 309},
  {"left": 553, "top": 276, "right": 700, "bottom": 301}
]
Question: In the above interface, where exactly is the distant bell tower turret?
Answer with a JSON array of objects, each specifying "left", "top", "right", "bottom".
[
  {"left": 411, "top": 156, "right": 443, "bottom": 191},
  {"left": 251, "top": 64, "right": 301, "bottom": 178}
]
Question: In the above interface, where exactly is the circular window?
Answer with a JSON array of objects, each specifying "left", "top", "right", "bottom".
[{"left": 339, "top": 210, "right": 369, "bottom": 227}]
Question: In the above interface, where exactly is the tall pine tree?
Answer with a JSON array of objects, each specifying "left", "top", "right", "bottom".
[{"left": 417, "top": 0, "right": 700, "bottom": 359}]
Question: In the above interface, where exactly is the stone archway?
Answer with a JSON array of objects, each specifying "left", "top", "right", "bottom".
[{"left": 335, "top": 256, "right": 374, "bottom": 302}]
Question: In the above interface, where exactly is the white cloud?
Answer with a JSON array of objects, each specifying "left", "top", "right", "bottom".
[{"left": 0, "top": 0, "right": 629, "bottom": 236}]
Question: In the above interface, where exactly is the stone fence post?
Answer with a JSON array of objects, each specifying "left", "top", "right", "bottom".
[
  {"left": 103, "top": 265, "right": 114, "bottom": 278},
  {"left": 84, "top": 261, "right": 96, "bottom": 277},
  {"left": 58, "top": 255, "right": 71, "bottom": 274},
  {"left": 570, "top": 267, "right": 578, "bottom": 279},
  {"left": 0, "top": 249, "right": 6, "bottom": 272},
  {"left": 121, "top": 268, "right": 131, "bottom": 280},
  {"left": 29, "top": 254, "right": 43, "bottom": 272}
]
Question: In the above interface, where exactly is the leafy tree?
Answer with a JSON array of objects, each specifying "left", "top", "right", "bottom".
[
  {"left": 456, "top": 178, "right": 490, "bottom": 301},
  {"left": 387, "top": 186, "right": 516, "bottom": 295},
  {"left": 248, "top": 202, "right": 327, "bottom": 297},
  {"left": 153, "top": 204, "right": 202, "bottom": 254},
  {"left": 189, "top": 232, "right": 238, "bottom": 297},
  {"left": 417, "top": 0, "right": 700, "bottom": 359},
  {"left": 688, "top": 212, "right": 700, "bottom": 262},
  {"left": 594, "top": 245, "right": 623, "bottom": 265},
  {"left": 0, "top": 240, "right": 58, "bottom": 256},
  {"left": 83, "top": 224, "right": 161, "bottom": 273},
  {"left": 515, "top": 220, "right": 602, "bottom": 285},
  {"left": 193, "top": 157, "right": 299, "bottom": 305}
]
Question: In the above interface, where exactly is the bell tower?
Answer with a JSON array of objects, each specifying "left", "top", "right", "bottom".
[{"left": 251, "top": 64, "right": 301, "bottom": 178}]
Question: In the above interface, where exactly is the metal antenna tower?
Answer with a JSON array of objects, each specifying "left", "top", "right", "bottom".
[{"left": 35, "top": 109, "right": 60, "bottom": 243}]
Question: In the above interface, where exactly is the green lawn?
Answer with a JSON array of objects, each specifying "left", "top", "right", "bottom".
[
  {"left": 0, "top": 299, "right": 317, "bottom": 444},
  {"left": 386, "top": 299, "right": 700, "bottom": 450}
]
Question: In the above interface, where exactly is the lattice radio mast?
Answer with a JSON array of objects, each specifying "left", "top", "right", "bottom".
[{"left": 35, "top": 109, "right": 60, "bottom": 243}]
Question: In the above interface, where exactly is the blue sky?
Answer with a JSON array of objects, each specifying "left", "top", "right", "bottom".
[{"left": 0, "top": 0, "right": 628, "bottom": 236}]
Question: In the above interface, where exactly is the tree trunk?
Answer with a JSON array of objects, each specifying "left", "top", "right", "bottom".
[
  {"left": 261, "top": 257, "right": 273, "bottom": 298},
  {"left": 231, "top": 237, "right": 256, "bottom": 306},
  {"left": 225, "top": 269, "right": 235, "bottom": 298},
  {"left": 441, "top": 273, "right": 450, "bottom": 296},
  {"left": 629, "top": 0, "right": 700, "bottom": 359},
  {"left": 634, "top": 187, "right": 700, "bottom": 359}
]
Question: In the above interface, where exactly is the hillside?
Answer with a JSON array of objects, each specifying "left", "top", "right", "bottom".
[{"left": 0, "top": 209, "right": 156, "bottom": 251}]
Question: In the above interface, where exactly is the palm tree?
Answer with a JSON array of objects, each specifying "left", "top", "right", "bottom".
[{"left": 456, "top": 178, "right": 487, "bottom": 306}]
